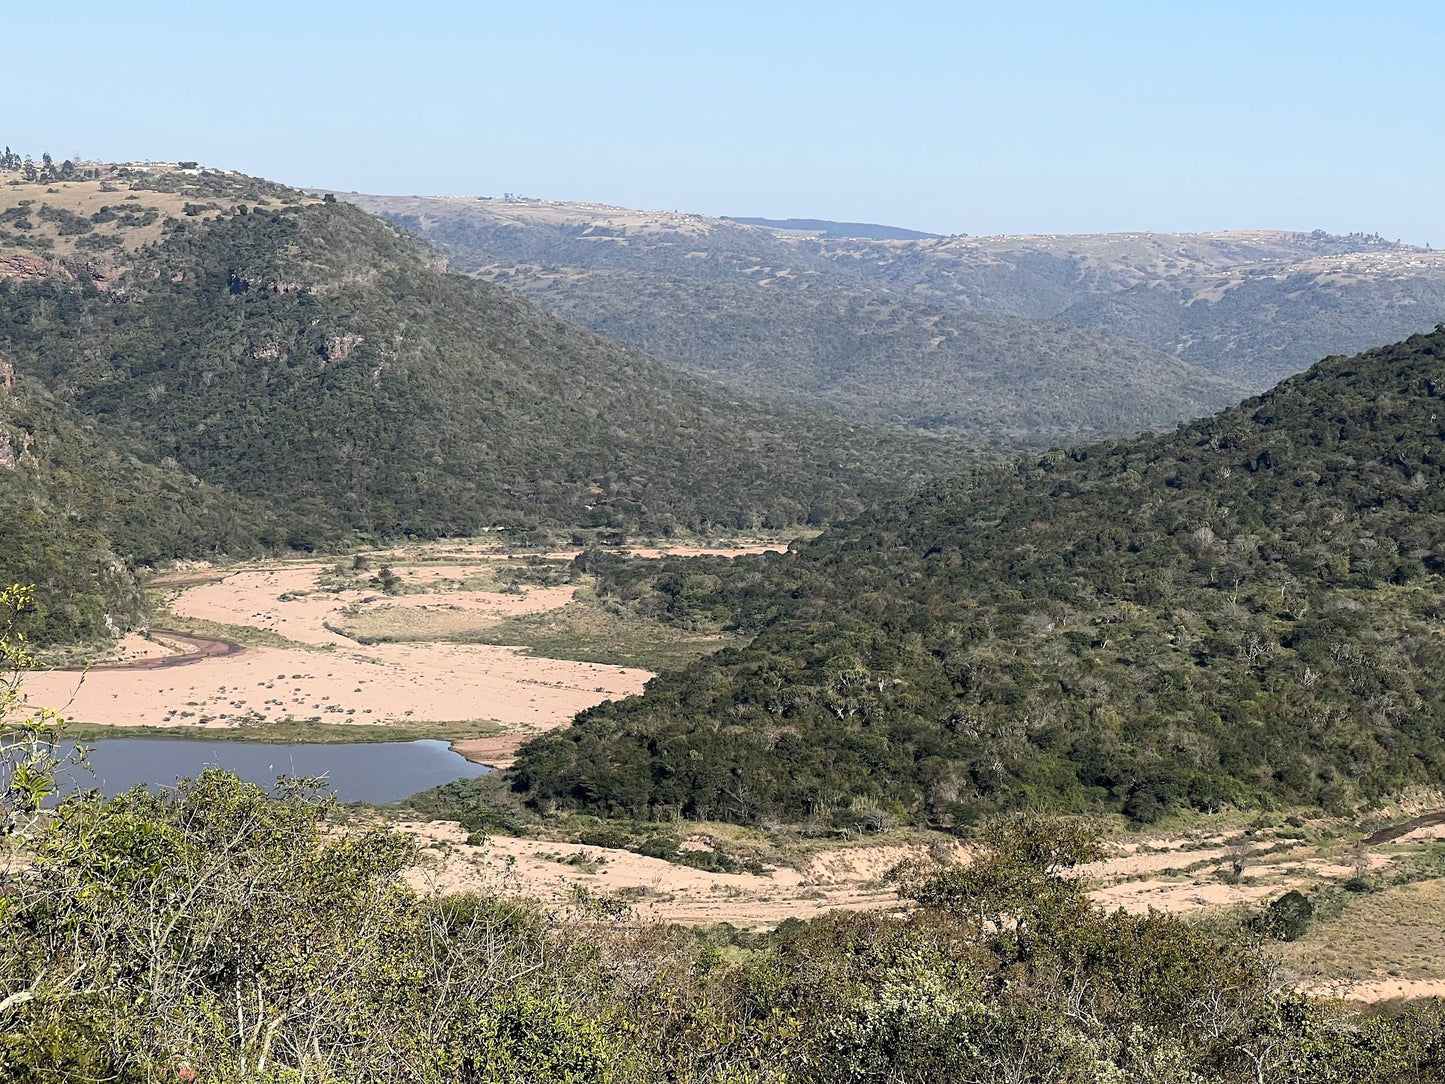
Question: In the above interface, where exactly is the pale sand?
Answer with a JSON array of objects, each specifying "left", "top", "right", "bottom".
[
  {"left": 1322, "top": 977, "right": 1445, "bottom": 1002},
  {"left": 109, "top": 633, "right": 187, "bottom": 664},
  {"left": 167, "top": 566, "right": 577, "bottom": 648},
  {"left": 24, "top": 562, "right": 649, "bottom": 760},
  {"left": 26, "top": 641, "right": 648, "bottom": 735},
  {"left": 403, "top": 821, "right": 930, "bottom": 927},
  {"left": 25, "top": 542, "right": 790, "bottom": 759},
  {"left": 397, "top": 818, "right": 1427, "bottom": 946}
]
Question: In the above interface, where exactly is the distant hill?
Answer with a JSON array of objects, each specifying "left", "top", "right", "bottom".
[
  {"left": 350, "top": 195, "right": 1445, "bottom": 404},
  {"left": 512, "top": 328, "right": 1445, "bottom": 828},
  {"left": 349, "top": 194, "right": 1251, "bottom": 447},
  {"left": 807, "top": 229, "right": 1445, "bottom": 386},
  {"left": 0, "top": 167, "right": 966, "bottom": 641},
  {"left": 510, "top": 270, "right": 1247, "bottom": 446},
  {"left": 723, "top": 216, "right": 941, "bottom": 240}
]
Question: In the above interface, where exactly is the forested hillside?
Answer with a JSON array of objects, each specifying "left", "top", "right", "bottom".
[
  {"left": 822, "top": 229, "right": 1445, "bottom": 386},
  {"left": 0, "top": 166, "right": 967, "bottom": 641},
  {"left": 491, "top": 271, "right": 1246, "bottom": 445},
  {"left": 347, "top": 194, "right": 1247, "bottom": 446},
  {"left": 0, "top": 364, "right": 283, "bottom": 642},
  {"left": 513, "top": 328, "right": 1445, "bottom": 828}
]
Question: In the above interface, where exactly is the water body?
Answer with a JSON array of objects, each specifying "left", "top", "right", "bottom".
[{"left": 54, "top": 738, "right": 489, "bottom": 804}]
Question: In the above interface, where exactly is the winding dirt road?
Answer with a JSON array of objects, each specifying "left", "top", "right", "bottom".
[{"left": 77, "top": 630, "right": 246, "bottom": 672}]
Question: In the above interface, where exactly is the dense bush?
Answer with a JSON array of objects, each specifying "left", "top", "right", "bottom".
[
  {"left": 0, "top": 191, "right": 965, "bottom": 547},
  {"left": 515, "top": 328, "right": 1445, "bottom": 825},
  {"left": 0, "top": 171, "right": 978, "bottom": 645}
]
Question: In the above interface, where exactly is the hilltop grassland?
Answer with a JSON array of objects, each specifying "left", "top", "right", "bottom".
[{"left": 0, "top": 163, "right": 316, "bottom": 260}]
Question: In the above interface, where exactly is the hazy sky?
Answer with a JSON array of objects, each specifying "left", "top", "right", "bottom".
[{"left": 12, "top": 1, "right": 1441, "bottom": 241}]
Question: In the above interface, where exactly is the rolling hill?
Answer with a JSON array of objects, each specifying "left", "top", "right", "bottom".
[
  {"left": 504, "top": 270, "right": 1247, "bottom": 444},
  {"left": 347, "top": 194, "right": 1445, "bottom": 440},
  {"left": 0, "top": 164, "right": 966, "bottom": 641},
  {"left": 512, "top": 327, "right": 1445, "bottom": 828},
  {"left": 344, "top": 194, "right": 1252, "bottom": 447}
]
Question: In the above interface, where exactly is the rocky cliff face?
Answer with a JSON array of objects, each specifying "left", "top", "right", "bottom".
[
  {"left": 0, "top": 252, "right": 124, "bottom": 288},
  {"left": 0, "top": 360, "right": 36, "bottom": 470}
]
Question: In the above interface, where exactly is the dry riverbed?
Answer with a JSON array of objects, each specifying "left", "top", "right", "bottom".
[{"left": 24, "top": 538, "right": 786, "bottom": 765}]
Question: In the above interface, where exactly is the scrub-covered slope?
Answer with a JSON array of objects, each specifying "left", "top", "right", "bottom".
[
  {"left": 514, "top": 328, "right": 1445, "bottom": 827},
  {"left": 0, "top": 180, "right": 961, "bottom": 540},
  {"left": 0, "top": 165, "right": 969, "bottom": 642},
  {"left": 347, "top": 194, "right": 1250, "bottom": 446}
]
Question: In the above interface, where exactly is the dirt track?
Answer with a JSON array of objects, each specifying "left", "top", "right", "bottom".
[
  {"left": 66, "top": 630, "right": 246, "bottom": 672},
  {"left": 1364, "top": 810, "right": 1445, "bottom": 845}
]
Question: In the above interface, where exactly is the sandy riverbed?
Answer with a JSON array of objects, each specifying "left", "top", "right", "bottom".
[{"left": 23, "top": 555, "right": 652, "bottom": 762}]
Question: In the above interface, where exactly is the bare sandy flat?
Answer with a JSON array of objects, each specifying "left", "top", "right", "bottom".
[
  {"left": 24, "top": 556, "right": 652, "bottom": 761},
  {"left": 25, "top": 541, "right": 790, "bottom": 760},
  {"left": 168, "top": 564, "right": 579, "bottom": 648},
  {"left": 26, "top": 641, "right": 647, "bottom": 738}
]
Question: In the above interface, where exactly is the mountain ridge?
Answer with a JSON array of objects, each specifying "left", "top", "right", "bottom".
[
  {"left": 347, "top": 192, "right": 1445, "bottom": 395},
  {"left": 348, "top": 193, "right": 1262, "bottom": 447}
]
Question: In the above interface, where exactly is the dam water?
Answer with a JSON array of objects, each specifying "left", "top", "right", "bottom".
[{"left": 53, "top": 737, "right": 489, "bottom": 804}]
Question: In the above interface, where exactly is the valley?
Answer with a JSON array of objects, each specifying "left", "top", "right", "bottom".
[
  {"left": 5, "top": 153, "right": 1445, "bottom": 1080},
  {"left": 25, "top": 529, "right": 1445, "bottom": 1006}
]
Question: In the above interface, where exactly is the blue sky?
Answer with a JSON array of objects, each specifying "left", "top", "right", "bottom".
[{"left": 11, "top": 1, "right": 1441, "bottom": 241}]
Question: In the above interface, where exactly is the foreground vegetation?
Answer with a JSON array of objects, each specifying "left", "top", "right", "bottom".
[
  {"left": 514, "top": 328, "right": 1445, "bottom": 828},
  {"left": 5, "top": 583, "right": 1445, "bottom": 1079},
  {"left": 4, "top": 766, "right": 1443, "bottom": 1082}
]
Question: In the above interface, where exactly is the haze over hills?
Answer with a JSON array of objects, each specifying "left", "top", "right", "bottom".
[
  {"left": 349, "top": 193, "right": 1445, "bottom": 436},
  {"left": 722, "top": 216, "right": 942, "bottom": 241},
  {"left": 512, "top": 327, "right": 1445, "bottom": 828},
  {"left": 0, "top": 163, "right": 967, "bottom": 640},
  {"left": 347, "top": 193, "right": 1254, "bottom": 447}
]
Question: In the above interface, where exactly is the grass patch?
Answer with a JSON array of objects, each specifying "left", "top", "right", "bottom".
[
  {"left": 149, "top": 609, "right": 331, "bottom": 653},
  {"left": 471, "top": 599, "right": 743, "bottom": 671},
  {"left": 1278, "top": 875, "right": 1445, "bottom": 982},
  {"left": 330, "top": 604, "right": 512, "bottom": 645}
]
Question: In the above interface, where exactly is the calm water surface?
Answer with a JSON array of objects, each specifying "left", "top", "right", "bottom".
[{"left": 56, "top": 738, "right": 489, "bottom": 803}]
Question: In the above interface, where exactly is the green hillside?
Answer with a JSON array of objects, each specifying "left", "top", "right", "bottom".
[
  {"left": 0, "top": 167, "right": 969, "bottom": 641},
  {"left": 0, "top": 190, "right": 962, "bottom": 539},
  {"left": 350, "top": 194, "right": 1445, "bottom": 429},
  {"left": 513, "top": 328, "right": 1445, "bottom": 828},
  {"left": 0, "top": 368, "right": 283, "bottom": 642},
  {"left": 509, "top": 270, "right": 1246, "bottom": 446}
]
